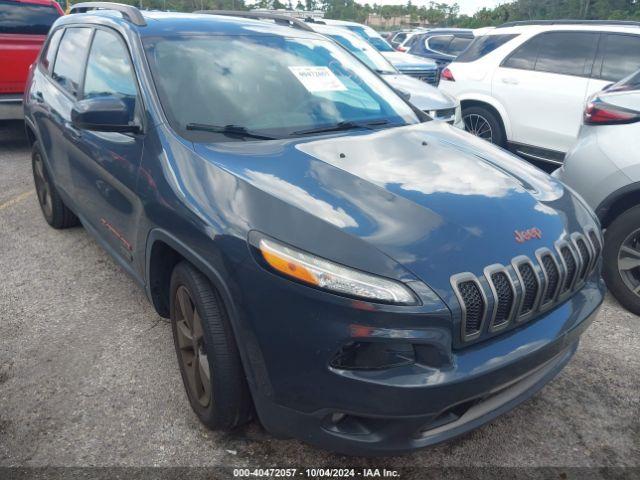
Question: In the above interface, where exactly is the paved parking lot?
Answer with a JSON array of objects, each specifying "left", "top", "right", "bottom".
[{"left": 1, "top": 119, "right": 639, "bottom": 470}]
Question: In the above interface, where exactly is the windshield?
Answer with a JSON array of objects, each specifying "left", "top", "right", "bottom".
[
  {"left": 327, "top": 32, "right": 397, "bottom": 74},
  {"left": 144, "top": 34, "right": 419, "bottom": 142},
  {"left": 345, "top": 25, "right": 395, "bottom": 52}
]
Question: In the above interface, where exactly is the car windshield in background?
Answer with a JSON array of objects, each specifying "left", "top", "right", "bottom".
[
  {"left": 0, "top": 0, "right": 59, "bottom": 34},
  {"left": 327, "top": 32, "right": 396, "bottom": 74},
  {"left": 345, "top": 25, "right": 395, "bottom": 52},
  {"left": 455, "top": 34, "right": 518, "bottom": 63},
  {"left": 144, "top": 34, "right": 419, "bottom": 142}
]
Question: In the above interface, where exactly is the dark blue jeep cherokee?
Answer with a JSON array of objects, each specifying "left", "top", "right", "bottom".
[{"left": 24, "top": 4, "right": 605, "bottom": 456}]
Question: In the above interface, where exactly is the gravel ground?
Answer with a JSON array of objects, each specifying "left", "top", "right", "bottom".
[{"left": 0, "top": 120, "right": 639, "bottom": 472}]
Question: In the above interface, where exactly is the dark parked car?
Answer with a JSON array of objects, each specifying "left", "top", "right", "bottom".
[
  {"left": 24, "top": 3, "right": 605, "bottom": 456},
  {"left": 407, "top": 28, "right": 474, "bottom": 70}
]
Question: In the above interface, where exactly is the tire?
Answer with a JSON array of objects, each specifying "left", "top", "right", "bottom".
[
  {"left": 603, "top": 205, "right": 640, "bottom": 316},
  {"left": 169, "top": 261, "right": 252, "bottom": 430},
  {"left": 462, "top": 106, "right": 505, "bottom": 147},
  {"left": 31, "top": 142, "right": 79, "bottom": 229}
]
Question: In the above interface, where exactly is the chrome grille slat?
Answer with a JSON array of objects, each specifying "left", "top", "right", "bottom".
[
  {"left": 570, "top": 233, "right": 591, "bottom": 286},
  {"left": 512, "top": 256, "right": 542, "bottom": 321},
  {"left": 484, "top": 264, "right": 517, "bottom": 332},
  {"left": 450, "top": 273, "right": 488, "bottom": 342},
  {"left": 452, "top": 228, "right": 602, "bottom": 344}
]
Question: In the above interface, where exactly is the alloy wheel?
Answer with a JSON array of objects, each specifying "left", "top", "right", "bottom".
[
  {"left": 33, "top": 153, "right": 53, "bottom": 219},
  {"left": 174, "top": 285, "right": 212, "bottom": 408},
  {"left": 618, "top": 229, "right": 640, "bottom": 298},
  {"left": 464, "top": 113, "right": 494, "bottom": 142}
]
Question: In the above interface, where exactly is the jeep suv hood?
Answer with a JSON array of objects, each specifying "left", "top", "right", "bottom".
[{"left": 193, "top": 122, "right": 596, "bottom": 302}]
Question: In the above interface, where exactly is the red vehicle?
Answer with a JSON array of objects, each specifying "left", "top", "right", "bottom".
[{"left": 0, "top": 0, "right": 63, "bottom": 119}]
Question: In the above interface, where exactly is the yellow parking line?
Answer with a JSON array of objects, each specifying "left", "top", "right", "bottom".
[{"left": 0, "top": 190, "right": 34, "bottom": 211}]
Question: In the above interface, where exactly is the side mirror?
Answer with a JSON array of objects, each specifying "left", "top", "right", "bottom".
[{"left": 71, "top": 96, "right": 140, "bottom": 133}]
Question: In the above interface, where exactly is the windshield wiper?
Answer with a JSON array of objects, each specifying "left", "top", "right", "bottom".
[
  {"left": 186, "top": 123, "right": 276, "bottom": 140},
  {"left": 292, "top": 119, "right": 391, "bottom": 136}
]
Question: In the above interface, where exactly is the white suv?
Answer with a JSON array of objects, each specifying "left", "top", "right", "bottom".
[{"left": 439, "top": 20, "right": 640, "bottom": 166}]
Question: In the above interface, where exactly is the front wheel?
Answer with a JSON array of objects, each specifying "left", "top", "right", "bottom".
[
  {"left": 603, "top": 205, "right": 640, "bottom": 316},
  {"left": 32, "top": 142, "right": 79, "bottom": 229},
  {"left": 462, "top": 106, "right": 505, "bottom": 147},
  {"left": 169, "top": 261, "right": 253, "bottom": 429}
]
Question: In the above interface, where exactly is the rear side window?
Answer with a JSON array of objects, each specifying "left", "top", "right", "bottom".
[
  {"left": 535, "top": 32, "right": 598, "bottom": 76},
  {"left": 427, "top": 35, "right": 453, "bottom": 54},
  {"left": 599, "top": 34, "right": 640, "bottom": 82},
  {"left": 456, "top": 34, "right": 518, "bottom": 63},
  {"left": 393, "top": 33, "right": 407, "bottom": 43},
  {"left": 503, "top": 32, "right": 598, "bottom": 77},
  {"left": 41, "top": 28, "right": 62, "bottom": 72},
  {"left": 52, "top": 27, "right": 93, "bottom": 97},
  {"left": 448, "top": 36, "right": 473, "bottom": 56},
  {"left": 405, "top": 35, "right": 418, "bottom": 47},
  {"left": 0, "top": 0, "right": 60, "bottom": 34}
]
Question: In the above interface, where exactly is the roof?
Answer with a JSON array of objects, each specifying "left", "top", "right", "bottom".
[
  {"left": 61, "top": 10, "right": 321, "bottom": 39},
  {"left": 415, "top": 28, "right": 474, "bottom": 37},
  {"left": 486, "top": 22, "right": 640, "bottom": 36}
]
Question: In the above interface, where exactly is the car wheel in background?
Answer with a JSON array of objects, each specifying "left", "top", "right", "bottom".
[
  {"left": 32, "top": 142, "right": 79, "bottom": 229},
  {"left": 462, "top": 106, "right": 505, "bottom": 147},
  {"left": 603, "top": 205, "right": 640, "bottom": 316},
  {"left": 169, "top": 261, "right": 253, "bottom": 429}
]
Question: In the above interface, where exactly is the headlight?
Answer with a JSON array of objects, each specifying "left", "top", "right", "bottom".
[{"left": 257, "top": 237, "right": 418, "bottom": 305}]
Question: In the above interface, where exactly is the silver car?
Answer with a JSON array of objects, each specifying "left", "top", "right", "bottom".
[
  {"left": 307, "top": 24, "right": 463, "bottom": 128},
  {"left": 555, "top": 70, "right": 640, "bottom": 314}
]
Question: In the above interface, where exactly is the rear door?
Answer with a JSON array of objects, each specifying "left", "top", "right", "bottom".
[
  {"left": 70, "top": 27, "right": 145, "bottom": 265},
  {"left": 492, "top": 31, "right": 599, "bottom": 153}
]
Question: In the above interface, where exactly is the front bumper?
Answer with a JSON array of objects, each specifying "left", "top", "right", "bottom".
[
  {"left": 0, "top": 94, "right": 24, "bottom": 120},
  {"left": 234, "top": 261, "right": 604, "bottom": 456}
]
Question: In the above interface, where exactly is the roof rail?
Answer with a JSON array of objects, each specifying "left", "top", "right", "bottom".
[
  {"left": 70, "top": 2, "right": 146, "bottom": 26},
  {"left": 194, "top": 10, "right": 315, "bottom": 32},
  {"left": 497, "top": 19, "right": 640, "bottom": 28}
]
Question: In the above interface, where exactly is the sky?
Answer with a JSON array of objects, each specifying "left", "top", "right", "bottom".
[{"left": 357, "top": 0, "right": 503, "bottom": 16}]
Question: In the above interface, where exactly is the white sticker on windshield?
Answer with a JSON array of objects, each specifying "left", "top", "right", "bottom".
[{"left": 288, "top": 66, "right": 347, "bottom": 92}]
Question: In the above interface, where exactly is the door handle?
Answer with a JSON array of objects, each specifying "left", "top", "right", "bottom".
[
  {"left": 501, "top": 77, "right": 519, "bottom": 85},
  {"left": 34, "top": 91, "right": 44, "bottom": 103}
]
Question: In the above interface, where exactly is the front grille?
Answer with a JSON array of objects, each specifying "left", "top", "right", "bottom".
[
  {"left": 576, "top": 237, "right": 591, "bottom": 279},
  {"left": 561, "top": 246, "right": 577, "bottom": 292},
  {"left": 518, "top": 263, "right": 538, "bottom": 315},
  {"left": 458, "top": 281, "right": 485, "bottom": 335},
  {"left": 541, "top": 254, "right": 560, "bottom": 304},
  {"left": 491, "top": 271, "right": 514, "bottom": 326},
  {"left": 403, "top": 69, "right": 438, "bottom": 85},
  {"left": 452, "top": 229, "right": 601, "bottom": 345}
]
